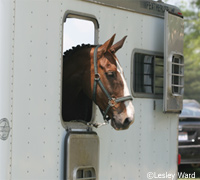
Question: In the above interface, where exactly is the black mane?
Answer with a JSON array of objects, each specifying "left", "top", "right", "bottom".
[{"left": 63, "top": 44, "right": 96, "bottom": 58}]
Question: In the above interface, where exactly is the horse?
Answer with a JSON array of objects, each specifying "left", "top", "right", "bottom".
[{"left": 62, "top": 34, "right": 135, "bottom": 130}]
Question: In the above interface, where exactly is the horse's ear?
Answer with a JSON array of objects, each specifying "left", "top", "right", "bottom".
[
  {"left": 98, "top": 34, "right": 116, "bottom": 55},
  {"left": 110, "top": 36, "right": 127, "bottom": 53}
]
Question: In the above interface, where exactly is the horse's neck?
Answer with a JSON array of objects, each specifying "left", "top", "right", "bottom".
[
  {"left": 62, "top": 47, "right": 93, "bottom": 122},
  {"left": 63, "top": 48, "right": 92, "bottom": 98}
]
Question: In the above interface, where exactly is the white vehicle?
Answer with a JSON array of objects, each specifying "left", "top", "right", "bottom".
[{"left": 0, "top": 0, "right": 184, "bottom": 179}]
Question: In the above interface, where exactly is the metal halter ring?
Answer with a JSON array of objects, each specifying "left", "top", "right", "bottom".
[
  {"left": 94, "top": 73, "right": 100, "bottom": 81},
  {"left": 108, "top": 98, "right": 117, "bottom": 107}
]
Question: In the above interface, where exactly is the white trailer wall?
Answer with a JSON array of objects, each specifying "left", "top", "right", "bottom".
[{"left": 0, "top": 0, "right": 180, "bottom": 179}]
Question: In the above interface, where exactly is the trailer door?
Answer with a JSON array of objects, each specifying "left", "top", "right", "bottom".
[
  {"left": 163, "top": 11, "right": 184, "bottom": 113},
  {"left": 64, "top": 131, "right": 99, "bottom": 180}
]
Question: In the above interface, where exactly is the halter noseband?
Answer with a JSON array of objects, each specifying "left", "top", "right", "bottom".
[{"left": 92, "top": 45, "right": 133, "bottom": 122}]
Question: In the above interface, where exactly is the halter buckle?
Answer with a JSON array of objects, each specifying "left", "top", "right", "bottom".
[
  {"left": 108, "top": 98, "right": 117, "bottom": 107},
  {"left": 94, "top": 73, "right": 100, "bottom": 81}
]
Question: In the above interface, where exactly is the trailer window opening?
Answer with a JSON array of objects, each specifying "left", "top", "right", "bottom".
[
  {"left": 132, "top": 52, "right": 164, "bottom": 98},
  {"left": 62, "top": 15, "right": 97, "bottom": 123},
  {"left": 63, "top": 17, "right": 95, "bottom": 52}
]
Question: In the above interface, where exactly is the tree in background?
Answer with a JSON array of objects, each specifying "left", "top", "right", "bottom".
[{"left": 181, "top": 0, "right": 200, "bottom": 102}]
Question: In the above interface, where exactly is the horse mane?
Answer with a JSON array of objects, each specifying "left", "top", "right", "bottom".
[
  {"left": 62, "top": 44, "right": 97, "bottom": 123},
  {"left": 63, "top": 44, "right": 97, "bottom": 58}
]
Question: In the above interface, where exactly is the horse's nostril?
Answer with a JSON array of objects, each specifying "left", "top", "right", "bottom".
[{"left": 124, "top": 117, "right": 132, "bottom": 127}]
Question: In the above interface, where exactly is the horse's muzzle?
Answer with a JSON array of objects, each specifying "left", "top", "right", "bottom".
[{"left": 111, "top": 116, "right": 134, "bottom": 130}]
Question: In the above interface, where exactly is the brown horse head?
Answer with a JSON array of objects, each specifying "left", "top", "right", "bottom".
[{"left": 90, "top": 34, "right": 135, "bottom": 130}]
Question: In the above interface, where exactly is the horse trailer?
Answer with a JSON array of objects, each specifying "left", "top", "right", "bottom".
[{"left": 0, "top": 0, "right": 184, "bottom": 179}]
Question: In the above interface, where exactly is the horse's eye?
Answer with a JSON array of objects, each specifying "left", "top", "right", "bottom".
[{"left": 106, "top": 72, "right": 115, "bottom": 78}]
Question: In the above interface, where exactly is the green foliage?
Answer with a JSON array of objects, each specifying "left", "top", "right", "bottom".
[{"left": 180, "top": 0, "right": 200, "bottom": 102}]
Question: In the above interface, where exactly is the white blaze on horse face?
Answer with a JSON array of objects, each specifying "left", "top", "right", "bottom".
[{"left": 116, "top": 60, "right": 135, "bottom": 122}]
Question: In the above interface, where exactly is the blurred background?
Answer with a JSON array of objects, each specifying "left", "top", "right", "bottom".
[
  {"left": 164, "top": 1, "right": 200, "bottom": 179},
  {"left": 164, "top": 0, "right": 200, "bottom": 103}
]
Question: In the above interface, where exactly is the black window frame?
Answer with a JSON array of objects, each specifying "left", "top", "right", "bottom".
[{"left": 131, "top": 49, "right": 164, "bottom": 99}]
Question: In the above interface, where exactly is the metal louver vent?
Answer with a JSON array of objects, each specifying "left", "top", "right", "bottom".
[
  {"left": 171, "top": 55, "right": 184, "bottom": 96},
  {"left": 163, "top": 11, "right": 184, "bottom": 113}
]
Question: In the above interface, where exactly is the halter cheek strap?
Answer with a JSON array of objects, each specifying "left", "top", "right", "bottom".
[{"left": 92, "top": 45, "right": 133, "bottom": 121}]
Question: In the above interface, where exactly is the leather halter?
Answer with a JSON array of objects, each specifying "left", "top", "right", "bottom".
[{"left": 92, "top": 45, "right": 133, "bottom": 121}]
